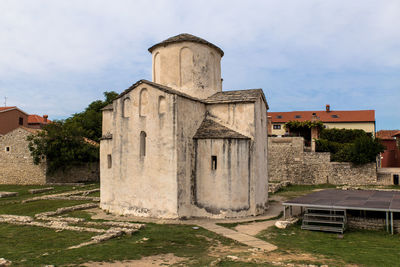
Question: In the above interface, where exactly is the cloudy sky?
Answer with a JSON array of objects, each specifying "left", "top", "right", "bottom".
[{"left": 1, "top": 0, "right": 399, "bottom": 130}]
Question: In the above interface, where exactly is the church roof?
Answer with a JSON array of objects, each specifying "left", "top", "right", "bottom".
[
  {"left": 113, "top": 80, "right": 268, "bottom": 110},
  {"left": 206, "top": 89, "right": 269, "bottom": 109},
  {"left": 116, "top": 79, "right": 204, "bottom": 103},
  {"left": 101, "top": 104, "right": 113, "bottom": 111},
  {"left": 193, "top": 118, "right": 250, "bottom": 139},
  {"left": 148, "top": 33, "right": 224, "bottom": 57}
]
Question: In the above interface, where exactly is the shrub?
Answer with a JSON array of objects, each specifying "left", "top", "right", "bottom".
[{"left": 316, "top": 129, "right": 384, "bottom": 164}]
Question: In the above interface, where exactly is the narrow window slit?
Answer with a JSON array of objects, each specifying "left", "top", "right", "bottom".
[
  {"left": 107, "top": 154, "right": 112, "bottom": 168},
  {"left": 140, "top": 131, "right": 147, "bottom": 157},
  {"left": 211, "top": 155, "right": 217, "bottom": 170}
]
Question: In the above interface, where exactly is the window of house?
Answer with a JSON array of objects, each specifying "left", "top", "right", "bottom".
[
  {"left": 140, "top": 131, "right": 147, "bottom": 157},
  {"left": 295, "top": 115, "right": 301, "bottom": 118},
  {"left": 273, "top": 125, "right": 281, "bottom": 130},
  {"left": 19, "top": 117, "right": 23, "bottom": 125},
  {"left": 211, "top": 155, "right": 217, "bottom": 170},
  {"left": 331, "top": 114, "right": 339, "bottom": 118},
  {"left": 107, "top": 154, "right": 112, "bottom": 168},
  {"left": 276, "top": 115, "right": 282, "bottom": 119},
  {"left": 5, "top": 146, "right": 10, "bottom": 152}
]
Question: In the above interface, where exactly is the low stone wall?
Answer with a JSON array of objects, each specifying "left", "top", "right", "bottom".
[
  {"left": 348, "top": 216, "right": 400, "bottom": 232},
  {"left": 268, "top": 181, "right": 290, "bottom": 194},
  {"left": 268, "top": 137, "right": 378, "bottom": 185},
  {"left": 377, "top": 168, "right": 400, "bottom": 185},
  {"left": 46, "top": 163, "right": 99, "bottom": 183}
]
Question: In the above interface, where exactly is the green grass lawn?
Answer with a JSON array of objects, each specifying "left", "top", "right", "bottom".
[
  {"left": 0, "top": 184, "right": 253, "bottom": 266},
  {"left": 3, "top": 183, "right": 400, "bottom": 266},
  {"left": 0, "top": 183, "right": 99, "bottom": 203},
  {"left": 258, "top": 222, "right": 400, "bottom": 267},
  {"left": 0, "top": 199, "right": 93, "bottom": 216},
  {"left": 0, "top": 222, "right": 246, "bottom": 266}
]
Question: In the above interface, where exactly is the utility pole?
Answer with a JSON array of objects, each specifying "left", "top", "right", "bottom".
[{"left": 4, "top": 96, "right": 7, "bottom": 107}]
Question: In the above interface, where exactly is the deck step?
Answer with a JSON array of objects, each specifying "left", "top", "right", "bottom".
[
  {"left": 304, "top": 213, "right": 345, "bottom": 218},
  {"left": 302, "top": 219, "right": 345, "bottom": 225},
  {"left": 301, "top": 224, "right": 344, "bottom": 233},
  {"left": 301, "top": 208, "right": 347, "bottom": 233}
]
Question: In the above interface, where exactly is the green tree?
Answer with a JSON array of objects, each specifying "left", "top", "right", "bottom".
[
  {"left": 28, "top": 91, "right": 118, "bottom": 173},
  {"left": 65, "top": 91, "right": 118, "bottom": 142}
]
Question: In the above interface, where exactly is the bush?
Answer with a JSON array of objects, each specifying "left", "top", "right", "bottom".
[
  {"left": 319, "top": 128, "right": 370, "bottom": 143},
  {"left": 316, "top": 129, "right": 384, "bottom": 165}
]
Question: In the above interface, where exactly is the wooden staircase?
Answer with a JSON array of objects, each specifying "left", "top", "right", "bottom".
[{"left": 301, "top": 208, "right": 347, "bottom": 233}]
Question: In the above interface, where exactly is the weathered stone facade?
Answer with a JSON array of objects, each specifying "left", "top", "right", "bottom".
[
  {"left": 268, "top": 137, "right": 378, "bottom": 185},
  {"left": 0, "top": 127, "right": 99, "bottom": 185},
  {"left": 0, "top": 127, "right": 46, "bottom": 184},
  {"left": 100, "top": 34, "right": 269, "bottom": 219}
]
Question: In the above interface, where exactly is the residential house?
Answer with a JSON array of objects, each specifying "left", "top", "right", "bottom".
[
  {"left": 376, "top": 130, "right": 400, "bottom": 168},
  {"left": 0, "top": 106, "right": 50, "bottom": 135},
  {"left": 27, "top": 114, "right": 51, "bottom": 129},
  {"left": 268, "top": 104, "right": 375, "bottom": 136},
  {"left": 0, "top": 107, "right": 29, "bottom": 135}
]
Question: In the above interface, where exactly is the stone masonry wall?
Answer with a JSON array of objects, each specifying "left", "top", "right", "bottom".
[
  {"left": 0, "top": 128, "right": 47, "bottom": 184},
  {"left": 348, "top": 216, "right": 400, "bottom": 232},
  {"left": 0, "top": 127, "right": 99, "bottom": 185},
  {"left": 46, "top": 162, "right": 99, "bottom": 184},
  {"left": 268, "top": 137, "right": 378, "bottom": 185}
]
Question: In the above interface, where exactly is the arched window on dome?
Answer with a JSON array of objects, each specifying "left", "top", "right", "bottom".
[{"left": 179, "top": 47, "right": 194, "bottom": 88}]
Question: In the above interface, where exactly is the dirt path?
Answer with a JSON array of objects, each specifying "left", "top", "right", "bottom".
[
  {"left": 234, "top": 195, "right": 285, "bottom": 236},
  {"left": 83, "top": 253, "right": 186, "bottom": 266}
]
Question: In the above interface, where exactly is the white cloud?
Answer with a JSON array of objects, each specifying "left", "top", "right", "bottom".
[{"left": 0, "top": 0, "right": 399, "bottom": 128}]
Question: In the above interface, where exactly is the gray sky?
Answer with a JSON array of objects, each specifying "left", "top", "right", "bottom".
[{"left": 1, "top": 0, "right": 399, "bottom": 130}]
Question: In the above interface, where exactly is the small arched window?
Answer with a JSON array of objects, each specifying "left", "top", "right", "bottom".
[
  {"left": 158, "top": 96, "right": 167, "bottom": 115},
  {"left": 140, "top": 131, "right": 147, "bottom": 157},
  {"left": 123, "top": 98, "right": 131, "bottom": 118},
  {"left": 139, "top": 88, "right": 148, "bottom": 117}
]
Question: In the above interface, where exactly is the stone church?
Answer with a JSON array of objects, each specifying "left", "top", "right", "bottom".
[{"left": 100, "top": 34, "right": 269, "bottom": 218}]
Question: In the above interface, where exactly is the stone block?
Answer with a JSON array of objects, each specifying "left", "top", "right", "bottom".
[
  {"left": 28, "top": 187, "right": 54, "bottom": 194},
  {"left": 0, "top": 192, "right": 18, "bottom": 198}
]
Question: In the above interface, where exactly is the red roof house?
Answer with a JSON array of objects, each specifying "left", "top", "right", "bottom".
[{"left": 376, "top": 130, "right": 400, "bottom": 168}]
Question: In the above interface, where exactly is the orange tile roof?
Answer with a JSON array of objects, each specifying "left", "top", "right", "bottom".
[
  {"left": 28, "top": 114, "right": 51, "bottom": 124},
  {"left": 393, "top": 131, "right": 400, "bottom": 137},
  {"left": 269, "top": 110, "right": 375, "bottom": 123},
  {"left": 0, "top": 106, "right": 16, "bottom": 112},
  {"left": 376, "top": 130, "right": 400, "bottom": 140},
  {"left": 83, "top": 137, "right": 99, "bottom": 147}
]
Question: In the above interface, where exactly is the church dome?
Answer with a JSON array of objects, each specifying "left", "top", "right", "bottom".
[
  {"left": 148, "top": 33, "right": 224, "bottom": 57},
  {"left": 149, "top": 33, "right": 223, "bottom": 99}
]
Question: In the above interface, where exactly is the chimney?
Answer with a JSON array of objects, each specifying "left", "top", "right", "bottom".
[
  {"left": 43, "top": 115, "right": 48, "bottom": 123},
  {"left": 326, "top": 104, "right": 330, "bottom": 112}
]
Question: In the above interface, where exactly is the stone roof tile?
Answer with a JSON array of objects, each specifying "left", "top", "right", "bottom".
[
  {"left": 205, "top": 89, "right": 268, "bottom": 108},
  {"left": 148, "top": 33, "right": 224, "bottom": 56},
  {"left": 116, "top": 79, "right": 204, "bottom": 102},
  {"left": 193, "top": 118, "right": 250, "bottom": 139}
]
